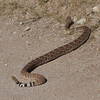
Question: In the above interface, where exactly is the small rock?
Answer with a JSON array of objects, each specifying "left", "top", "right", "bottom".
[
  {"left": 19, "top": 22, "right": 24, "bottom": 25},
  {"left": 76, "top": 18, "right": 86, "bottom": 25},
  {"left": 4, "top": 63, "right": 8, "bottom": 66},
  {"left": 92, "top": 5, "right": 100, "bottom": 13},
  {"left": 24, "top": 27, "right": 31, "bottom": 31},
  {"left": 12, "top": 31, "right": 17, "bottom": 35}
]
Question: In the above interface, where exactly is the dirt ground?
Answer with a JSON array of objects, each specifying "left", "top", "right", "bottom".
[{"left": 0, "top": 0, "right": 100, "bottom": 100}]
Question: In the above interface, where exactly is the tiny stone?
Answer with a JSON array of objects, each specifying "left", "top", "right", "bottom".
[
  {"left": 76, "top": 18, "right": 86, "bottom": 25},
  {"left": 93, "top": 5, "right": 100, "bottom": 13},
  {"left": 4, "top": 63, "right": 8, "bottom": 66},
  {"left": 19, "top": 22, "right": 24, "bottom": 25},
  {"left": 24, "top": 27, "right": 31, "bottom": 31},
  {"left": 12, "top": 31, "right": 17, "bottom": 35}
]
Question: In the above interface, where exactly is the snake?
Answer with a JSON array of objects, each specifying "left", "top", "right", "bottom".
[{"left": 11, "top": 16, "right": 91, "bottom": 87}]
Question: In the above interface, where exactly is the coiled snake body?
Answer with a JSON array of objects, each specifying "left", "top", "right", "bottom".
[{"left": 12, "top": 17, "right": 91, "bottom": 87}]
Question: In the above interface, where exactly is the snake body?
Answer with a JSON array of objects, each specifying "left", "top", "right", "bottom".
[{"left": 12, "top": 18, "right": 91, "bottom": 87}]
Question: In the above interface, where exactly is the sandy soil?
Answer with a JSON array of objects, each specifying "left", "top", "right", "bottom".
[{"left": 0, "top": 0, "right": 100, "bottom": 100}]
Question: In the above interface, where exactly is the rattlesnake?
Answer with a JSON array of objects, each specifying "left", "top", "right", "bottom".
[{"left": 12, "top": 17, "right": 91, "bottom": 87}]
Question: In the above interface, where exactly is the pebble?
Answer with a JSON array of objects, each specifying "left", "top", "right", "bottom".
[
  {"left": 4, "top": 63, "right": 8, "bottom": 67},
  {"left": 76, "top": 18, "right": 86, "bottom": 25},
  {"left": 92, "top": 5, "right": 100, "bottom": 13},
  {"left": 24, "top": 27, "right": 31, "bottom": 31},
  {"left": 19, "top": 22, "right": 24, "bottom": 25},
  {"left": 12, "top": 31, "right": 17, "bottom": 35}
]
